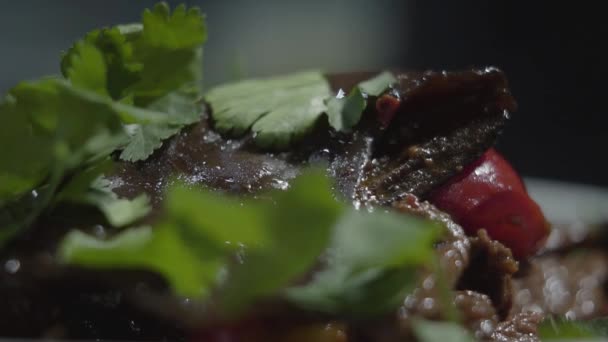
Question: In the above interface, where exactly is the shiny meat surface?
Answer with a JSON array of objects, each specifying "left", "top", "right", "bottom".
[
  {"left": 393, "top": 196, "right": 521, "bottom": 340},
  {"left": 113, "top": 68, "right": 514, "bottom": 210},
  {"left": 361, "top": 68, "right": 515, "bottom": 204},
  {"left": 489, "top": 312, "right": 542, "bottom": 342}
]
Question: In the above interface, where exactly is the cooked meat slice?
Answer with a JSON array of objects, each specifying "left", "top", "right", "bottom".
[
  {"left": 359, "top": 68, "right": 515, "bottom": 204},
  {"left": 457, "top": 229, "right": 519, "bottom": 319},
  {"left": 392, "top": 195, "right": 518, "bottom": 340}
]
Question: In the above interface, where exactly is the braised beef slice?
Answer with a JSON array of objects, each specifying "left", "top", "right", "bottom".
[
  {"left": 359, "top": 68, "right": 514, "bottom": 203},
  {"left": 392, "top": 195, "right": 519, "bottom": 340},
  {"left": 0, "top": 68, "right": 517, "bottom": 339}
]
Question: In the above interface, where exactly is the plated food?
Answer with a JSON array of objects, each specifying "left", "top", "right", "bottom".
[{"left": 0, "top": 3, "right": 606, "bottom": 341}]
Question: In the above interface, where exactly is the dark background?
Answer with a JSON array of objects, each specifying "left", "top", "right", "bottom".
[{"left": 1, "top": 1, "right": 606, "bottom": 186}]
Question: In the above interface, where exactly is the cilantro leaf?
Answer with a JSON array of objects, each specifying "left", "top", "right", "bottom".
[
  {"left": 0, "top": 78, "right": 124, "bottom": 203},
  {"left": 0, "top": 78, "right": 127, "bottom": 244},
  {"left": 140, "top": 3, "right": 207, "bottom": 50},
  {"left": 0, "top": 99, "right": 53, "bottom": 202},
  {"left": 217, "top": 170, "right": 342, "bottom": 313},
  {"left": 119, "top": 124, "right": 180, "bottom": 162},
  {"left": 325, "top": 72, "right": 397, "bottom": 131},
  {"left": 58, "top": 171, "right": 339, "bottom": 301},
  {"left": 284, "top": 210, "right": 441, "bottom": 316},
  {"left": 0, "top": 77, "right": 165, "bottom": 244},
  {"left": 61, "top": 26, "right": 141, "bottom": 100},
  {"left": 59, "top": 226, "right": 214, "bottom": 297},
  {"left": 206, "top": 71, "right": 331, "bottom": 148},
  {"left": 53, "top": 160, "right": 150, "bottom": 228},
  {"left": 358, "top": 71, "right": 397, "bottom": 96},
  {"left": 123, "top": 2, "right": 206, "bottom": 102},
  {"left": 119, "top": 92, "right": 202, "bottom": 161},
  {"left": 164, "top": 183, "right": 270, "bottom": 248},
  {"left": 65, "top": 42, "right": 108, "bottom": 96},
  {"left": 61, "top": 3, "right": 207, "bottom": 161},
  {"left": 87, "top": 179, "right": 151, "bottom": 228},
  {"left": 207, "top": 71, "right": 396, "bottom": 148},
  {"left": 326, "top": 88, "right": 366, "bottom": 131},
  {"left": 61, "top": 3, "right": 208, "bottom": 103},
  {"left": 59, "top": 170, "right": 441, "bottom": 319},
  {"left": 1, "top": 3, "right": 207, "bottom": 246},
  {"left": 413, "top": 320, "right": 474, "bottom": 342}
]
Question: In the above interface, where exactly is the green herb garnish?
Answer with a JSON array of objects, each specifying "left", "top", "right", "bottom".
[
  {"left": 285, "top": 209, "right": 440, "bottom": 316},
  {"left": 0, "top": 78, "right": 157, "bottom": 244},
  {"left": 0, "top": 2, "right": 205, "bottom": 244},
  {"left": 61, "top": 3, "right": 207, "bottom": 161},
  {"left": 59, "top": 171, "right": 441, "bottom": 317},
  {"left": 206, "top": 71, "right": 331, "bottom": 148},
  {"left": 206, "top": 70, "right": 396, "bottom": 148},
  {"left": 326, "top": 71, "right": 397, "bottom": 131}
]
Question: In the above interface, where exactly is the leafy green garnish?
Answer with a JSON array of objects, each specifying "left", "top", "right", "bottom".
[
  {"left": 206, "top": 71, "right": 396, "bottom": 148},
  {"left": 539, "top": 316, "right": 608, "bottom": 340},
  {"left": 119, "top": 92, "right": 201, "bottom": 161},
  {"left": 0, "top": 2, "right": 205, "bottom": 244},
  {"left": 413, "top": 320, "right": 474, "bottom": 342},
  {"left": 285, "top": 210, "right": 441, "bottom": 316},
  {"left": 62, "top": 2, "right": 207, "bottom": 161},
  {"left": 217, "top": 172, "right": 341, "bottom": 313},
  {"left": 53, "top": 160, "right": 150, "bottom": 228},
  {"left": 82, "top": 177, "right": 151, "bottom": 228},
  {"left": 59, "top": 171, "right": 339, "bottom": 298},
  {"left": 58, "top": 171, "right": 440, "bottom": 317},
  {"left": 0, "top": 78, "right": 145, "bottom": 243},
  {"left": 66, "top": 42, "right": 109, "bottom": 97},
  {"left": 358, "top": 71, "right": 398, "bottom": 96},
  {"left": 60, "top": 226, "right": 211, "bottom": 297},
  {"left": 206, "top": 71, "right": 331, "bottom": 148},
  {"left": 326, "top": 71, "right": 396, "bottom": 131},
  {"left": 326, "top": 88, "right": 365, "bottom": 132}
]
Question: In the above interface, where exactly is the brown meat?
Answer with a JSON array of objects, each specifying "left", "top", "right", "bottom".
[
  {"left": 457, "top": 230, "right": 519, "bottom": 319},
  {"left": 489, "top": 312, "right": 543, "bottom": 342},
  {"left": 0, "top": 68, "right": 518, "bottom": 339},
  {"left": 393, "top": 195, "right": 520, "bottom": 340},
  {"left": 359, "top": 68, "right": 515, "bottom": 203}
]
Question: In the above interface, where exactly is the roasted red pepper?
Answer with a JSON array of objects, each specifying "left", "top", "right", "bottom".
[{"left": 429, "top": 148, "right": 550, "bottom": 259}]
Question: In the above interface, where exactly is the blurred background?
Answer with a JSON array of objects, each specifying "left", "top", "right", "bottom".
[{"left": 1, "top": 1, "right": 606, "bottom": 186}]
